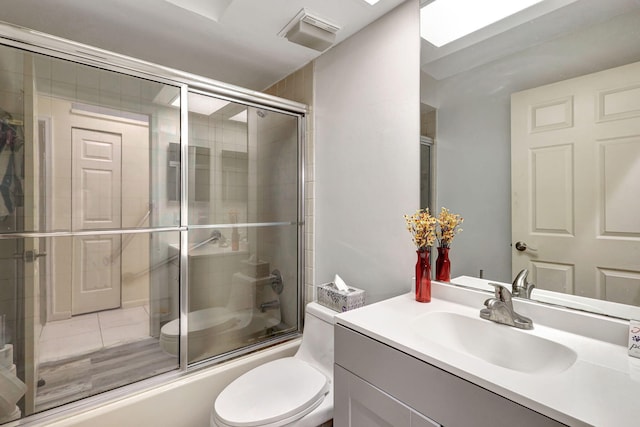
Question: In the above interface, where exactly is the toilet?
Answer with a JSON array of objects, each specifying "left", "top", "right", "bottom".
[
  {"left": 160, "top": 272, "right": 282, "bottom": 361},
  {"left": 211, "top": 302, "right": 336, "bottom": 427}
]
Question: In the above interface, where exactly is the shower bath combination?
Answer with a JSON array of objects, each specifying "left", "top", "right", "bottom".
[{"left": 0, "top": 30, "right": 305, "bottom": 422}]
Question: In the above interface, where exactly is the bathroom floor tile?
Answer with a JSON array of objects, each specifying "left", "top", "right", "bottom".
[
  {"left": 40, "top": 313, "right": 99, "bottom": 342},
  {"left": 39, "top": 331, "right": 103, "bottom": 364},
  {"left": 38, "top": 306, "right": 153, "bottom": 365},
  {"left": 98, "top": 306, "right": 148, "bottom": 329},
  {"left": 101, "top": 322, "right": 150, "bottom": 348}
]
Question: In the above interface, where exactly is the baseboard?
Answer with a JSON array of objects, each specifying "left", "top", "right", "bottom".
[{"left": 121, "top": 299, "right": 149, "bottom": 309}]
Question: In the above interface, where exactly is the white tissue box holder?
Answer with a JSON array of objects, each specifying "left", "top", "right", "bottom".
[{"left": 317, "top": 282, "right": 365, "bottom": 312}]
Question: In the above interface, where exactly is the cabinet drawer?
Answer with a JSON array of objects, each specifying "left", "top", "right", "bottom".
[{"left": 335, "top": 325, "right": 565, "bottom": 427}]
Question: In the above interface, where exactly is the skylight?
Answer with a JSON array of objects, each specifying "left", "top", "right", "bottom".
[
  {"left": 420, "top": 0, "right": 544, "bottom": 47},
  {"left": 172, "top": 94, "right": 230, "bottom": 116},
  {"left": 229, "top": 109, "right": 247, "bottom": 123}
]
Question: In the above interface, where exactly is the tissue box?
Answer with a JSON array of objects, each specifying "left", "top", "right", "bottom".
[
  {"left": 629, "top": 320, "right": 640, "bottom": 358},
  {"left": 317, "top": 282, "right": 365, "bottom": 312}
]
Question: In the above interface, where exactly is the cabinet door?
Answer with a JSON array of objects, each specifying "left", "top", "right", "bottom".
[{"left": 335, "top": 365, "right": 411, "bottom": 427}]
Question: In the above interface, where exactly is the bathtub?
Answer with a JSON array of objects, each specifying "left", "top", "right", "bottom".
[{"left": 33, "top": 339, "right": 300, "bottom": 427}]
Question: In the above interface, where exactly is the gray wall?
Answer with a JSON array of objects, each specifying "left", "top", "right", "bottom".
[
  {"left": 422, "top": 70, "right": 512, "bottom": 282},
  {"left": 315, "top": 1, "right": 421, "bottom": 303}
]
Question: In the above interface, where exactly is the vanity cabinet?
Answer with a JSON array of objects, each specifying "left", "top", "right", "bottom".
[
  {"left": 334, "top": 324, "right": 565, "bottom": 427},
  {"left": 335, "top": 364, "right": 439, "bottom": 426}
]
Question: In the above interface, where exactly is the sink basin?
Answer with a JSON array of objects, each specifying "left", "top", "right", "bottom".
[{"left": 411, "top": 312, "right": 577, "bottom": 374}]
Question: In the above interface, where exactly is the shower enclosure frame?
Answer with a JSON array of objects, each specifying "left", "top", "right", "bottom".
[{"left": 0, "top": 20, "right": 308, "bottom": 423}]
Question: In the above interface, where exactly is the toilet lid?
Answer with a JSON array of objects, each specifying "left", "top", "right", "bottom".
[{"left": 214, "top": 357, "right": 329, "bottom": 427}]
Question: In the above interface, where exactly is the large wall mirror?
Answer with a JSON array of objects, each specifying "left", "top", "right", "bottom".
[{"left": 420, "top": 0, "right": 640, "bottom": 318}]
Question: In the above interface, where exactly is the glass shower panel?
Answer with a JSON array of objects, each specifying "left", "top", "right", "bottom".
[
  {"left": 0, "top": 43, "right": 183, "bottom": 423},
  {"left": 0, "top": 49, "right": 183, "bottom": 233},
  {"left": 0, "top": 231, "right": 180, "bottom": 418},
  {"left": 186, "top": 92, "right": 299, "bottom": 363}
]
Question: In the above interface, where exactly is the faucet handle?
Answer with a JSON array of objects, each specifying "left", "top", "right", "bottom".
[{"left": 488, "top": 283, "right": 512, "bottom": 303}]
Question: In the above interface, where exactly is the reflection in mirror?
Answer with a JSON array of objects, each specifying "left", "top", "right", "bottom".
[
  {"left": 420, "top": 103, "right": 436, "bottom": 212},
  {"left": 420, "top": 0, "right": 640, "bottom": 318}
]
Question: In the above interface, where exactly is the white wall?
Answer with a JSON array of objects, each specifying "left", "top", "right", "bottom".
[{"left": 315, "top": 0, "right": 421, "bottom": 303}]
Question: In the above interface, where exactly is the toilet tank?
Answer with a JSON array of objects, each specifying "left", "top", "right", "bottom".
[{"left": 294, "top": 302, "right": 337, "bottom": 378}]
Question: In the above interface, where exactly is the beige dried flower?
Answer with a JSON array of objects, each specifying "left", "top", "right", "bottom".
[
  {"left": 436, "top": 207, "right": 463, "bottom": 248},
  {"left": 404, "top": 208, "right": 437, "bottom": 250}
]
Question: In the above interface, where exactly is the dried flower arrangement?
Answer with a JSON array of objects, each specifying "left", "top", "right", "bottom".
[
  {"left": 404, "top": 208, "right": 437, "bottom": 251},
  {"left": 436, "top": 207, "right": 463, "bottom": 248}
]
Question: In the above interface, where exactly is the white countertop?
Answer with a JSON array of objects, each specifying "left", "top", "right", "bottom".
[{"left": 335, "top": 282, "right": 640, "bottom": 427}]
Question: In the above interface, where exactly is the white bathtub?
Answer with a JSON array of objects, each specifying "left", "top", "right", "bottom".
[{"left": 33, "top": 339, "right": 300, "bottom": 427}]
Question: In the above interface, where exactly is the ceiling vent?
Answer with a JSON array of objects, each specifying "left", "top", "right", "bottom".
[{"left": 279, "top": 9, "right": 340, "bottom": 52}]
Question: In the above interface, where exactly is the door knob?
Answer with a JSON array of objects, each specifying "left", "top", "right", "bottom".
[
  {"left": 13, "top": 250, "right": 47, "bottom": 262},
  {"left": 514, "top": 241, "right": 537, "bottom": 252}
]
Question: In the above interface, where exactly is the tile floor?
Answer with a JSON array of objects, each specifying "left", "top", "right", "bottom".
[{"left": 39, "top": 306, "right": 151, "bottom": 364}]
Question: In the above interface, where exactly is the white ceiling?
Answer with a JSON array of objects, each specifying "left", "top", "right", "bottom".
[
  {"left": 4, "top": 0, "right": 635, "bottom": 96},
  {"left": 0, "top": 0, "right": 406, "bottom": 91},
  {"left": 420, "top": 0, "right": 640, "bottom": 81}
]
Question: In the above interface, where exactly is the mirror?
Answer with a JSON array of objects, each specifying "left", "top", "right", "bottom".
[{"left": 420, "top": 0, "right": 640, "bottom": 318}]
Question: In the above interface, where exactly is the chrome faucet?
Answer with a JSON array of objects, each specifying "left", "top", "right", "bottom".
[
  {"left": 480, "top": 283, "right": 533, "bottom": 329},
  {"left": 512, "top": 268, "right": 535, "bottom": 299}
]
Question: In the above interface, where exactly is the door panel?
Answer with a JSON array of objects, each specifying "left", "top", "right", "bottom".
[
  {"left": 600, "top": 137, "right": 640, "bottom": 235},
  {"left": 72, "top": 235, "right": 121, "bottom": 314},
  {"left": 72, "top": 129, "right": 121, "bottom": 230},
  {"left": 71, "top": 128, "right": 122, "bottom": 314},
  {"left": 531, "top": 144, "right": 573, "bottom": 235},
  {"left": 512, "top": 61, "right": 640, "bottom": 300},
  {"left": 531, "top": 261, "right": 574, "bottom": 294}
]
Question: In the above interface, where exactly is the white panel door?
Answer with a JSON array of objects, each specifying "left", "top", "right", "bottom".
[
  {"left": 512, "top": 61, "right": 640, "bottom": 301},
  {"left": 71, "top": 128, "right": 122, "bottom": 314}
]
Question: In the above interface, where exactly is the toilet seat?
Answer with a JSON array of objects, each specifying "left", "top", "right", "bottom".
[{"left": 213, "top": 357, "right": 329, "bottom": 427}]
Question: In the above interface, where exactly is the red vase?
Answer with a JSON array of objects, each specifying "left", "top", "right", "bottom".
[
  {"left": 435, "top": 246, "right": 451, "bottom": 282},
  {"left": 415, "top": 249, "right": 431, "bottom": 303}
]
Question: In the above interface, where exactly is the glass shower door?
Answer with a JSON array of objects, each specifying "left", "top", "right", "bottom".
[{"left": 185, "top": 92, "right": 300, "bottom": 364}]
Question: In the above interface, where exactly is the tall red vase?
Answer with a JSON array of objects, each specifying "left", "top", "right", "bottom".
[
  {"left": 435, "top": 246, "right": 451, "bottom": 282},
  {"left": 415, "top": 249, "right": 431, "bottom": 303}
]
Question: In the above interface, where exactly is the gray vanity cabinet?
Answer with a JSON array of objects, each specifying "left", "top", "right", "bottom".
[
  {"left": 335, "top": 365, "right": 439, "bottom": 426},
  {"left": 334, "top": 324, "right": 565, "bottom": 427}
]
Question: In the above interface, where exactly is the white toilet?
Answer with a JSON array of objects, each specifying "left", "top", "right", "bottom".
[
  {"left": 160, "top": 272, "right": 282, "bottom": 361},
  {"left": 211, "top": 302, "right": 336, "bottom": 427}
]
